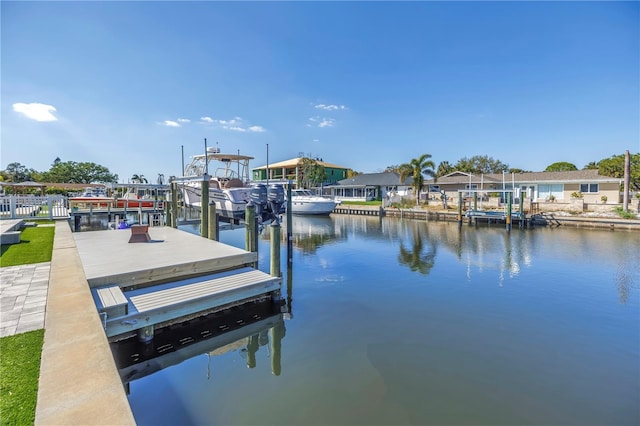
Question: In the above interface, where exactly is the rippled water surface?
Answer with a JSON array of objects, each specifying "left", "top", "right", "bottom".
[{"left": 120, "top": 216, "right": 639, "bottom": 426}]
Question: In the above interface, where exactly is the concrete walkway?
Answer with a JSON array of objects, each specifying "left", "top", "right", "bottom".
[
  {"left": 35, "top": 221, "right": 136, "bottom": 425},
  {"left": 0, "top": 262, "right": 50, "bottom": 337},
  {"left": 0, "top": 221, "right": 135, "bottom": 425}
]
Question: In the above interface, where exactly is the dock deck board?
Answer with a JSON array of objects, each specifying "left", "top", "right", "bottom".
[
  {"left": 73, "top": 226, "right": 257, "bottom": 287},
  {"left": 130, "top": 268, "right": 277, "bottom": 312}
]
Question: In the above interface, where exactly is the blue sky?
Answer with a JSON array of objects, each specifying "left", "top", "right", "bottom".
[{"left": 2, "top": 1, "right": 638, "bottom": 183}]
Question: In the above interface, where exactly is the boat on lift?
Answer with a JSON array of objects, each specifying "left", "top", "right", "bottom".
[
  {"left": 69, "top": 187, "right": 113, "bottom": 208},
  {"left": 179, "top": 147, "right": 283, "bottom": 223},
  {"left": 115, "top": 186, "right": 165, "bottom": 209}
]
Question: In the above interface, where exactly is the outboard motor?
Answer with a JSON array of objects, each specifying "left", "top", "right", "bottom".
[
  {"left": 250, "top": 184, "right": 268, "bottom": 217},
  {"left": 267, "top": 185, "right": 285, "bottom": 223}
]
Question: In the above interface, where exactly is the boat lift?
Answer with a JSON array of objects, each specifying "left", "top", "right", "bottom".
[{"left": 457, "top": 189, "right": 526, "bottom": 231}]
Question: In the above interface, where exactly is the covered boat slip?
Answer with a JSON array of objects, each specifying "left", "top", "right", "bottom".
[{"left": 73, "top": 226, "right": 281, "bottom": 340}]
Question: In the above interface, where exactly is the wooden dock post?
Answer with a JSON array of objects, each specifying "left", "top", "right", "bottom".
[
  {"left": 518, "top": 192, "right": 526, "bottom": 228},
  {"left": 201, "top": 179, "right": 209, "bottom": 238},
  {"left": 165, "top": 199, "right": 171, "bottom": 228},
  {"left": 457, "top": 192, "right": 463, "bottom": 227},
  {"left": 270, "top": 222, "right": 281, "bottom": 278},
  {"left": 208, "top": 202, "right": 219, "bottom": 241},
  {"left": 286, "top": 265, "right": 293, "bottom": 319},
  {"left": 286, "top": 182, "right": 293, "bottom": 265},
  {"left": 171, "top": 182, "right": 178, "bottom": 228},
  {"left": 506, "top": 192, "right": 512, "bottom": 232},
  {"left": 245, "top": 203, "right": 257, "bottom": 267}
]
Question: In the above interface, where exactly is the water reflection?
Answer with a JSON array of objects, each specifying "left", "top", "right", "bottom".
[
  {"left": 397, "top": 222, "right": 437, "bottom": 275},
  {"left": 271, "top": 215, "right": 345, "bottom": 254},
  {"left": 130, "top": 216, "right": 638, "bottom": 425},
  {"left": 111, "top": 300, "right": 286, "bottom": 388}
]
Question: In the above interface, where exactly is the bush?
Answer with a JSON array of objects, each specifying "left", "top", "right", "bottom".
[
  {"left": 601, "top": 195, "right": 607, "bottom": 203},
  {"left": 614, "top": 207, "right": 637, "bottom": 220},
  {"left": 571, "top": 191, "right": 583, "bottom": 199}
]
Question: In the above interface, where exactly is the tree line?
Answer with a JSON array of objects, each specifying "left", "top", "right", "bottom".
[
  {"left": 2, "top": 152, "right": 637, "bottom": 193},
  {"left": 0, "top": 158, "right": 118, "bottom": 184}
]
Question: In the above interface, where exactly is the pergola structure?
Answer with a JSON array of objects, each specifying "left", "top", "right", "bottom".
[{"left": 1, "top": 181, "right": 46, "bottom": 195}]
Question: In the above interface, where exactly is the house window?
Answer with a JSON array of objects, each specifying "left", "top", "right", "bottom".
[
  {"left": 538, "top": 184, "right": 563, "bottom": 200},
  {"left": 580, "top": 183, "right": 599, "bottom": 193}
]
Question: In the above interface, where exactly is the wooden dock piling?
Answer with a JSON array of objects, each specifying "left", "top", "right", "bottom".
[
  {"left": 208, "top": 202, "right": 219, "bottom": 241},
  {"left": 245, "top": 204, "right": 257, "bottom": 267},
  {"left": 201, "top": 179, "right": 209, "bottom": 238},
  {"left": 506, "top": 192, "right": 512, "bottom": 231},
  {"left": 270, "top": 222, "right": 281, "bottom": 278},
  {"left": 171, "top": 182, "right": 179, "bottom": 228},
  {"left": 286, "top": 183, "right": 293, "bottom": 265}
]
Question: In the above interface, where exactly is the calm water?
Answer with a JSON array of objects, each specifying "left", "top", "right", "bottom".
[{"left": 117, "top": 215, "right": 639, "bottom": 426}]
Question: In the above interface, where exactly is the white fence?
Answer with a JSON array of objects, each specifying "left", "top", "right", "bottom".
[{"left": 0, "top": 195, "right": 69, "bottom": 220}]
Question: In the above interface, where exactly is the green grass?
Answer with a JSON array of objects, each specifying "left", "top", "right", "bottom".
[
  {"left": 340, "top": 200, "right": 382, "bottom": 206},
  {"left": 0, "top": 226, "right": 55, "bottom": 267},
  {"left": 0, "top": 329, "right": 45, "bottom": 425}
]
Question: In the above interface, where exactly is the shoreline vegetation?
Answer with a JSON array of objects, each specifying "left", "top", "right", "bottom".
[{"left": 0, "top": 222, "right": 54, "bottom": 423}]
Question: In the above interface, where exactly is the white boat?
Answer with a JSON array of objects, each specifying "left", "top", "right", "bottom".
[
  {"left": 180, "top": 148, "right": 254, "bottom": 222},
  {"left": 179, "top": 147, "right": 284, "bottom": 223},
  {"left": 289, "top": 189, "right": 340, "bottom": 215}
]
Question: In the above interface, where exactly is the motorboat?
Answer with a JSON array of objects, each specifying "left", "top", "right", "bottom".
[
  {"left": 179, "top": 147, "right": 283, "bottom": 223},
  {"left": 115, "top": 186, "right": 164, "bottom": 209},
  {"left": 289, "top": 189, "right": 340, "bottom": 215},
  {"left": 69, "top": 187, "right": 113, "bottom": 207}
]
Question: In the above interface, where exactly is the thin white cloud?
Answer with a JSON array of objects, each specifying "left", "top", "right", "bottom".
[
  {"left": 13, "top": 102, "right": 58, "bottom": 122},
  {"left": 177, "top": 118, "right": 191, "bottom": 123},
  {"left": 315, "top": 104, "right": 347, "bottom": 111},
  {"left": 162, "top": 120, "right": 181, "bottom": 127},
  {"left": 318, "top": 118, "right": 335, "bottom": 128},
  {"left": 201, "top": 115, "right": 266, "bottom": 132},
  {"left": 308, "top": 116, "right": 336, "bottom": 128}
]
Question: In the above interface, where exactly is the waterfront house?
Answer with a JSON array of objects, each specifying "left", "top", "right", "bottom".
[
  {"left": 424, "top": 170, "right": 622, "bottom": 205},
  {"left": 252, "top": 157, "right": 349, "bottom": 186},
  {"left": 328, "top": 172, "right": 413, "bottom": 203}
]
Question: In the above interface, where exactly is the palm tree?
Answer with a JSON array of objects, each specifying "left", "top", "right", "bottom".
[
  {"left": 131, "top": 174, "right": 148, "bottom": 184},
  {"left": 399, "top": 154, "right": 436, "bottom": 205}
]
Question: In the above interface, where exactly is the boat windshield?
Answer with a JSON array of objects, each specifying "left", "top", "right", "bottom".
[{"left": 292, "top": 190, "right": 314, "bottom": 197}]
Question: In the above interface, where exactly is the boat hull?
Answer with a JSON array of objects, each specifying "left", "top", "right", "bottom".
[
  {"left": 290, "top": 199, "right": 339, "bottom": 215},
  {"left": 181, "top": 185, "right": 250, "bottom": 222}
]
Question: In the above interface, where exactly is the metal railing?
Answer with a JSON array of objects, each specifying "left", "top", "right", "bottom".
[{"left": 0, "top": 195, "right": 69, "bottom": 220}]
